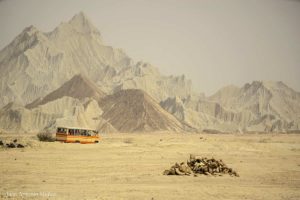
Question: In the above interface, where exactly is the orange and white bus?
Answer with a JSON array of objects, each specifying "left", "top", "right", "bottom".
[{"left": 56, "top": 127, "right": 100, "bottom": 144}]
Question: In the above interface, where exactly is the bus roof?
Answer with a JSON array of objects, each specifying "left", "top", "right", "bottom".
[{"left": 57, "top": 126, "right": 97, "bottom": 131}]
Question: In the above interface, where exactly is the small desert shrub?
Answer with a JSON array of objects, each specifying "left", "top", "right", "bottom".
[
  {"left": 37, "top": 132, "right": 55, "bottom": 142},
  {"left": 123, "top": 138, "right": 133, "bottom": 144}
]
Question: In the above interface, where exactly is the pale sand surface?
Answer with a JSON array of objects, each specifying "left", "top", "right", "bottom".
[{"left": 0, "top": 133, "right": 300, "bottom": 200}]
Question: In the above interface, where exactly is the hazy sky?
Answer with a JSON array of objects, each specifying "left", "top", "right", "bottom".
[{"left": 0, "top": 0, "right": 299, "bottom": 95}]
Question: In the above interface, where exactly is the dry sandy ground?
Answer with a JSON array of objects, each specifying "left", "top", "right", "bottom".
[{"left": 0, "top": 133, "right": 300, "bottom": 200}]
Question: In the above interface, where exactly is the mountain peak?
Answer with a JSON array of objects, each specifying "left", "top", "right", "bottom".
[
  {"left": 68, "top": 12, "right": 100, "bottom": 35},
  {"left": 0, "top": 25, "right": 45, "bottom": 60},
  {"left": 16, "top": 25, "right": 42, "bottom": 41},
  {"left": 70, "top": 11, "right": 89, "bottom": 24},
  {"left": 22, "top": 25, "right": 39, "bottom": 35}
]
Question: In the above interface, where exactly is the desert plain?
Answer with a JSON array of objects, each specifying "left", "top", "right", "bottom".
[{"left": 0, "top": 133, "right": 299, "bottom": 200}]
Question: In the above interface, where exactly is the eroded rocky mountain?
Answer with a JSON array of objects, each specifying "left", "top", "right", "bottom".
[
  {"left": 0, "top": 12, "right": 192, "bottom": 109},
  {"left": 0, "top": 12, "right": 299, "bottom": 133}
]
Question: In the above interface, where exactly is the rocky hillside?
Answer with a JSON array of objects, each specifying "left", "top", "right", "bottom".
[
  {"left": 0, "top": 74, "right": 111, "bottom": 133},
  {"left": 99, "top": 89, "right": 194, "bottom": 132},
  {"left": 0, "top": 75, "right": 192, "bottom": 133},
  {"left": 26, "top": 74, "right": 106, "bottom": 109},
  {"left": 0, "top": 97, "right": 113, "bottom": 133}
]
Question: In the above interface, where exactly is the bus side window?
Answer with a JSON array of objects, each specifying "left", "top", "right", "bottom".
[
  {"left": 69, "top": 129, "right": 74, "bottom": 135},
  {"left": 87, "top": 130, "right": 91, "bottom": 136}
]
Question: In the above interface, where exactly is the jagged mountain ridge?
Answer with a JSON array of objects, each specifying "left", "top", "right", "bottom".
[
  {"left": 0, "top": 12, "right": 192, "bottom": 108},
  {"left": 209, "top": 81, "right": 300, "bottom": 131},
  {"left": 160, "top": 81, "right": 300, "bottom": 132}
]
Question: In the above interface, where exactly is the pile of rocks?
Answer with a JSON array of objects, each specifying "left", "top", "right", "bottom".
[
  {"left": 163, "top": 162, "right": 193, "bottom": 176},
  {"left": 163, "top": 154, "right": 239, "bottom": 177},
  {"left": 0, "top": 139, "right": 25, "bottom": 148}
]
